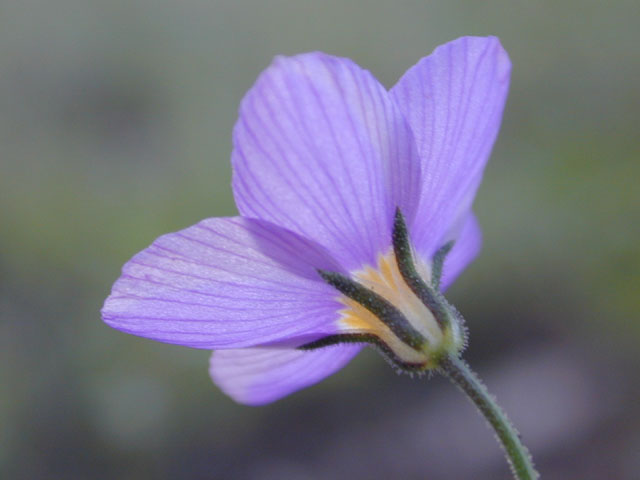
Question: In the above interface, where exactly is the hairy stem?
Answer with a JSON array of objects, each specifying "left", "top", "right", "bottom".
[{"left": 439, "top": 355, "right": 539, "bottom": 480}]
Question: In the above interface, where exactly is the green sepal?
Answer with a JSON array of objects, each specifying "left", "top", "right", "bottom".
[
  {"left": 299, "top": 333, "right": 426, "bottom": 371},
  {"left": 431, "top": 241, "right": 454, "bottom": 291},
  {"left": 317, "top": 269, "right": 426, "bottom": 350},
  {"left": 392, "top": 208, "right": 449, "bottom": 329}
]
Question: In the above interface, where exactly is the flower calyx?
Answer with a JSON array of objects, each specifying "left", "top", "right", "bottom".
[{"left": 302, "top": 209, "right": 467, "bottom": 372}]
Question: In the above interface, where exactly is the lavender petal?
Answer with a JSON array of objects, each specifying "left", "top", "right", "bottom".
[
  {"left": 440, "top": 213, "right": 482, "bottom": 291},
  {"left": 209, "top": 344, "right": 362, "bottom": 405},
  {"left": 101, "top": 217, "right": 345, "bottom": 349},
  {"left": 391, "top": 36, "right": 510, "bottom": 261},
  {"left": 232, "top": 52, "right": 422, "bottom": 272}
]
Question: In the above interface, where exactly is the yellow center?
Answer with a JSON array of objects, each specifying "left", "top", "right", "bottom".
[{"left": 336, "top": 249, "right": 448, "bottom": 367}]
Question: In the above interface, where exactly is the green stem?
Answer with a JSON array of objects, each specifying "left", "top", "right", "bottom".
[{"left": 439, "top": 355, "right": 539, "bottom": 480}]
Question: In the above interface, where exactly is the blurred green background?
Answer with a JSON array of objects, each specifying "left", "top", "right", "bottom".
[{"left": 1, "top": 1, "right": 639, "bottom": 479}]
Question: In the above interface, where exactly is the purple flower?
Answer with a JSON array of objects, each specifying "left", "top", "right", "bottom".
[{"left": 102, "top": 36, "right": 510, "bottom": 405}]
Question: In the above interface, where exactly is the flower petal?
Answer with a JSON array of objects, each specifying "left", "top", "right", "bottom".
[
  {"left": 440, "top": 213, "right": 482, "bottom": 291},
  {"left": 391, "top": 36, "right": 510, "bottom": 259},
  {"left": 232, "top": 52, "right": 422, "bottom": 271},
  {"left": 101, "top": 217, "right": 345, "bottom": 349},
  {"left": 209, "top": 345, "right": 362, "bottom": 405}
]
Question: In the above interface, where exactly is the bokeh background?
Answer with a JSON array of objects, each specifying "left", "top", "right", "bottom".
[{"left": 1, "top": 1, "right": 639, "bottom": 479}]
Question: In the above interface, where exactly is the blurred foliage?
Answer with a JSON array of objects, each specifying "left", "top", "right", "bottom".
[{"left": 1, "top": 1, "right": 639, "bottom": 479}]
